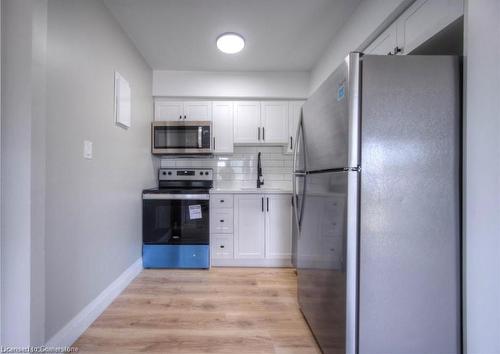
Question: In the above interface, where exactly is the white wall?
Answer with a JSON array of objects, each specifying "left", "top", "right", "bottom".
[
  {"left": 153, "top": 70, "right": 309, "bottom": 99},
  {"left": 44, "top": 0, "right": 155, "bottom": 342},
  {"left": 464, "top": 0, "right": 500, "bottom": 352},
  {"left": 0, "top": 0, "right": 3, "bottom": 345},
  {"left": 1, "top": 0, "right": 47, "bottom": 345},
  {"left": 309, "top": 0, "right": 413, "bottom": 93}
]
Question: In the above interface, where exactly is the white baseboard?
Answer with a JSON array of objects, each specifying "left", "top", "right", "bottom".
[
  {"left": 46, "top": 258, "right": 143, "bottom": 348},
  {"left": 211, "top": 258, "right": 292, "bottom": 267}
]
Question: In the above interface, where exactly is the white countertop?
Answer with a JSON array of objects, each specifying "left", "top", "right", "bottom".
[{"left": 210, "top": 188, "right": 292, "bottom": 195}]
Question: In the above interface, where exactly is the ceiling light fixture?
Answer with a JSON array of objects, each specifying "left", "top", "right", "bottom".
[{"left": 216, "top": 33, "right": 245, "bottom": 54}]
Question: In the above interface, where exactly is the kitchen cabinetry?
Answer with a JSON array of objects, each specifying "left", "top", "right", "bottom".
[
  {"left": 210, "top": 192, "right": 292, "bottom": 266},
  {"left": 365, "top": 22, "right": 399, "bottom": 55},
  {"left": 155, "top": 100, "right": 212, "bottom": 121},
  {"left": 397, "top": 0, "right": 463, "bottom": 54},
  {"left": 234, "top": 193, "right": 291, "bottom": 261},
  {"left": 183, "top": 101, "right": 212, "bottom": 121},
  {"left": 233, "top": 101, "right": 261, "bottom": 144},
  {"left": 234, "top": 194, "right": 266, "bottom": 259},
  {"left": 210, "top": 194, "right": 234, "bottom": 260},
  {"left": 260, "top": 101, "right": 289, "bottom": 144},
  {"left": 365, "top": 0, "right": 464, "bottom": 56},
  {"left": 234, "top": 101, "right": 289, "bottom": 145},
  {"left": 286, "top": 101, "right": 305, "bottom": 154},
  {"left": 265, "top": 195, "right": 292, "bottom": 259},
  {"left": 212, "top": 101, "right": 234, "bottom": 154},
  {"left": 154, "top": 100, "right": 184, "bottom": 121}
]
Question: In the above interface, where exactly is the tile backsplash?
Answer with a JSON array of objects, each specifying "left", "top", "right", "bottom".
[{"left": 160, "top": 146, "right": 293, "bottom": 190}]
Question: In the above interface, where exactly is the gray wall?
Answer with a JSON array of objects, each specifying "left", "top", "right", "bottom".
[
  {"left": 464, "top": 0, "right": 500, "bottom": 352},
  {"left": 45, "top": 0, "right": 155, "bottom": 341},
  {"left": 1, "top": 0, "right": 47, "bottom": 345}
]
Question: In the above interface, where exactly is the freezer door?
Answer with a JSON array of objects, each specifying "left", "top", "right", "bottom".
[
  {"left": 297, "top": 171, "right": 359, "bottom": 354},
  {"left": 302, "top": 53, "right": 360, "bottom": 172},
  {"left": 358, "top": 55, "right": 461, "bottom": 354}
]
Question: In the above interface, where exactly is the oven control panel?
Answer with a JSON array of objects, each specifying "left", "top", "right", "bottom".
[{"left": 159, "top": 168, "right": 213, "bottom": 181}]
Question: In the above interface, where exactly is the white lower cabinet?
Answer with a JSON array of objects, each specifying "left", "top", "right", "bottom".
[
  {"left": 234, "top": 194, "right": 266, "bottom": 259},
  {"left": 210, "top": 193, "right": 292, "bottom": 266},
  {"left": 210, "top": 193, "right": 292, "bottom": 267},
  {"left": 265, "top": 195, "right": 292, "bottom": 259}
]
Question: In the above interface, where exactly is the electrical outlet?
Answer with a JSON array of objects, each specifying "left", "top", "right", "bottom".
[{"left": 83, "top": 140, "right": 93, "bottom": 159}]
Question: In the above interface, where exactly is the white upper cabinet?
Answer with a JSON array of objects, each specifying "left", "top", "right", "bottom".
[
  {"left": 234, "top": 194, "right": 266, "bottom": 259},
  {"left": 365, "top": 22, "right": 399, "bottom": 55},
  {"left": 212, "top": 101, "right": 234, "bottom": 154},
  {"left": 397, "top": 0, "right": 463, "bottom": 54},
  {"left": 154, "top": 100, "right": 184, "bottom": 121},
  {"left": 234, "top": 101, "right": 261, "bottom": 144},
  {"left": 154, "top": 100, "right": 212, "bottom": 121},
  {"left": 365, "top": 0, "right": 464, "bottom": 56},
  {"left": 286, "top": 101, "right": 305, "bottom": 154},
  {"left": 261, "top": 101, "right": 289, "bottom": 144},
  {"left": 183, "top": 101, "right": 212, "bottom": 121},
  {"left": 265, "top": 195, "right": 292, "bottom": 259}
]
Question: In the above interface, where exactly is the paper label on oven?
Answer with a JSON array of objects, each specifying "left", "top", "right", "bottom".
[{"left": 189, "top": 205, "right": 202, "bottom": 220}]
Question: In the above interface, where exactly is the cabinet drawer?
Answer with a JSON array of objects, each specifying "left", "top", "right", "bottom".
[
  {"left": 210, "top": 194, "right": 234, "bottom": 209},
  {"left": 210, "top": 209, "right": 234, "bottom": 234},
  {"left": 211, "top": 234, "right": 234, "bottom": 259}
]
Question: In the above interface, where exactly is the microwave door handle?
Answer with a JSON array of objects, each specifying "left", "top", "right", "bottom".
[{"left": 198, "top": 127, "right": 202, "bottom": 148}]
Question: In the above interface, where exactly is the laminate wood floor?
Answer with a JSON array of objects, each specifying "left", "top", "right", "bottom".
[{"left": 74, "top": 268, "right": 321, "bottom": 354}]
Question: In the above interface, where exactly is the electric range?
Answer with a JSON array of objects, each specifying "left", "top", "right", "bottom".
[{"left": 142, "top": 168, "right": 213, "bottom": 268}]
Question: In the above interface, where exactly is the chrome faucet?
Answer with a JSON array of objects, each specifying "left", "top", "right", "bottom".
[{"left": 257, "top": 152, "right": 264, "bottom": 188}]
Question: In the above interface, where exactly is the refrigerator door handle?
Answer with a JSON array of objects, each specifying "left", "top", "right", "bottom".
[
  {"left": 292, "top": 173, "right": 307, "bottom": 233},
  {"left": 292, "top": 111, "right": 306, "bottom": 173}
]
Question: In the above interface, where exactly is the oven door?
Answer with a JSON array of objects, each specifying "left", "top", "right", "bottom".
[
  {"left": 143, "top": 193, "right": 210, "bottom": 245},
  {"left": 152, "top": 121, "right": 212, "bottom": 155}
]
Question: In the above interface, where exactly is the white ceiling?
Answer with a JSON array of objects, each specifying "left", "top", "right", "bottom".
[{"left": 104, "top": 0, "right": 361, "bottom": 72}]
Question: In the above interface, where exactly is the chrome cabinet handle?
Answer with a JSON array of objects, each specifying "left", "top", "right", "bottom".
[
  {"left": 184, "top": 115, "right": 187, "bottom": 120},
  {"left": 213, "top": 137, "right": 216, "bottom": 150},
  {"left": 263, "top": 127, "right": 265, "bottom": 141},
  {"left": 258, "top": 127, "right": 261, "bottom": 141},
  {"left": 290, "top": 136, "right": 293, "bottom": 149},
  {"left": 266, "top": 197, "right": 269, "bottom": 212},
  {"left": 261, "top": 197, "right": 264, "bottom": 212}
]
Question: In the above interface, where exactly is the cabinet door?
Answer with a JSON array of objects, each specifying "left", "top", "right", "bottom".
[
  {"left": 234, "top": 194, "right": 265, "bottom": 259},
  {"left": 286, "top": 101, "right": 305, "bottom": 154},
  {"left": 212, "top": 101, "right": 234, "bottom": 154},
  {"left": 365, "top": 22, "right": 399, "bottom": 55},
  {"left": 183, "top": 101, "right": 212, "bottom": 121},
  {"left": 265, "top": 195, "right": 292, "bottom": 259},
  {"left": 234, "top": 101, "right": 261, "bottom": 144},
  {"left": 261, "top": 101, "right": 289, "bottom": 144},
  {"left": 154, "top": 100, "right": 184, "bottom": 121},
  {"left": 397, "top": 0, "right": 464, "bottom": 54}
]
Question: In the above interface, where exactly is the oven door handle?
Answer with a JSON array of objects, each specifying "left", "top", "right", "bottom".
[{"left": 143, "top": 194, "right": 210, "bottom": 200}]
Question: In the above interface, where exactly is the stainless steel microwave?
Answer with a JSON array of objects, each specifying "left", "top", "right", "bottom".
[{"left": 151, "top": 121, "right": 212, "bottom": 155}]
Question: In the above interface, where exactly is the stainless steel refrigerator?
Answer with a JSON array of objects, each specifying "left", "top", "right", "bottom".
[{"left": 293, "top": 53, "right": 461, "bottom": 354}]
